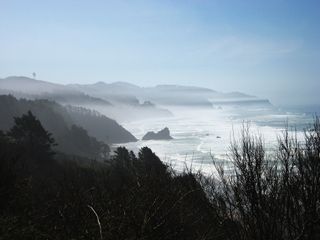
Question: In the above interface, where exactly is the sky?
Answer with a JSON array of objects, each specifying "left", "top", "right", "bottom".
[{"left": 1, "top": 0, "right": 319, "bottom": 105}]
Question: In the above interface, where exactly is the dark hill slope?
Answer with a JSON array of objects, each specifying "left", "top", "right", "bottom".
[
  {"left": 0, "top": 95, "right": 104, "bottom": 158},
  {"left": 0, "top": 95, "right": 137, "bottom": 157},
  {"left": 65, "top": 105, "right": 137, "bottom": 143}
]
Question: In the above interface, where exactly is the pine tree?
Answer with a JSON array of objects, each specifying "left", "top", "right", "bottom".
[{"left": 8, "top": 111, "right": 56, "bottom": 162}]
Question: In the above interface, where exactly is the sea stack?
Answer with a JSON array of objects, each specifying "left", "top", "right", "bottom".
[{"left": 142, "top": 127, "right": 173, "bottom": 140}]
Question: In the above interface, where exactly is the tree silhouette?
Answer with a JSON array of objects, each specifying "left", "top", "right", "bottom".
[
  {"left": 8, "top": 111, "right": 56, "bottom": 161},
  {"left": 138, "top": 147, "right": 167, "bottom": 176}
]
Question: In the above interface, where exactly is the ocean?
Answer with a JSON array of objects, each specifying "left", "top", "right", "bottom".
[{"left": 113, "top": 104, "right": 317, "bottom": 174}]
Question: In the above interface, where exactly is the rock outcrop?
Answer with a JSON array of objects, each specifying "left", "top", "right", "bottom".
[{"left": 142, "top": 127, "right": 173, "bottom": 140}]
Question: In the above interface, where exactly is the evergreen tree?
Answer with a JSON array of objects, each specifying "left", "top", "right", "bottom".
[{"left": 8, "top": 111, "right": 56, "bottom": 161}]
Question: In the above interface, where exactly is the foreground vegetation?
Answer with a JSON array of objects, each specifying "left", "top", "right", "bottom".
[{"left": 1, "top": 112, "right": 320, "bottom": 239}]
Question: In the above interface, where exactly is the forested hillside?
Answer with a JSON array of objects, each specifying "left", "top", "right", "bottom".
[
  {"left": 0, "top": 95, "right": 136, "bottom": 158},
  {"left": 65, "top": 105, "right": 137, "bottom": 143}
]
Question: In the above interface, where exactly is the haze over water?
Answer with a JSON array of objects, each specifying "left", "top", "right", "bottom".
[{"left": 114, "top": 105, "right": 311, "bottom": 174}]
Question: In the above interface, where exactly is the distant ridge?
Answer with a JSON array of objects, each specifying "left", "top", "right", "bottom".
[
  {"left": 154, "top": 84, "right": 216, "bottom": 93},
  {"left": 68, "top": 80, "right": 260, "bottom": 107},
  {"left": 1, "top": 76, "right": 72, "bottom": 94},
  {"left": 1, "top": 76, "right": 256, "bottom": 100},
  {"left": 0, "top": 76, "right": 112, "bottom": 106},
  {"left": 0, "top": 76, "right": 274, "bottom": 119}
]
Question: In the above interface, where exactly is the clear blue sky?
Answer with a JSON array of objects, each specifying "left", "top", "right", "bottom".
[{"left": 1, "top": 0, "right": 319, "bottom": 105}]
